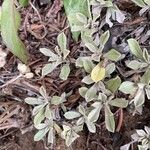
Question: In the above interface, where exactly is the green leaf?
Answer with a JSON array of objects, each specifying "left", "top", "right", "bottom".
[
  {"left": 34, "top": 108, "right": 45, "bottom": 126},
  {"left": 76, "top": 13, "right": 87, "bottom": 24},
  {"left": 57, "top": 32, "right": 70, "bottom": 59},
  {"left": 40, "top": 48, "right": 59, "bottom": 61},
  {"left": 126, "top": 60, "right": 148, "bottom": 70},
  {"left": 105, "top": 105, "right": 115, "bottom": 132},
  {"left": 105, "top": 63, "right": 116, "bottom": 76},
  {"left": 145, "top": 85, "right": 150, "bottom": 99},
  {"left": 42, "top": 61, "right": 61, "bottom": 76},
  {"left": 82, "top": 75, "right": 94, "bottom": 85},
  {"left": 131, "top": 0, "right": 146, "bottom": 7},
  {"left": 19, "top": 0, "right": 29, "bottom": 7},
  {"left": 34, "top": 127, "right": 49, "bottom": 141},
  {"left": 85, "top": 86, "right": 97, "bottom": 102},
  {"left": 142, "top": 48, "right": 150, "bottom": 63},
  {"left": 59, "top": 64, "right": 70, "bottom": 80},
  {"left": 79, "top": 87, "right": 88, "bottom": 97},
  {"left": 85, "top": 119, "right": 96, "bottom": 133},
  {"left": 144, "top": 0, "right": 150, "bottom": 5},
  {"left": 45, "top": 104, "right": 52, "bottom": 119},
  {"left": 119, "top": 81, "right": 137, "bottom": 95},
  {"left": 127, "top": 38, "right": 144, "bottom": 61},
  {"left": 51, "top": 96, "right": 62, "bottom": 105},
  {"left": 105, "top": 76, "right": 121, "bottom": 93},
  {"left": 109, "top": 98, "right": 128, "bottom": 108},
  {"left": 1, "top": 0, "right": 28, "bottom": 63},
  {"left": 25, "top": 97, "right": 44, "bottom": 105},
  {"left": 63, "top": 0, "right": 90, "bottom": 41},
  {"left": 104, "top": 49, "right": 122, "bottom": 62},
  {"left": 39, "top": 86, "right": 47, "bottom": 100},
  {"left": 99, "top": 30, "right": 110, "bottom": 48},
  {"left": 140, "top": 69, "right": 150, "bottom": 84},
  {"left": 64, "top": 111, "right": 81, "bottom": 119}
]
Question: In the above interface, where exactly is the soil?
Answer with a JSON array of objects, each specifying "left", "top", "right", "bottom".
[{"left": 0, "top": 0, "right": 150, "bottom": 150}]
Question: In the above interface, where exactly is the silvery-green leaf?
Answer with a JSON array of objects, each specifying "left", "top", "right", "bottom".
[
  {"left": 48, "top": 128, "right": 54, "bottom": 144},
  {"left": 85, "top": 119, "right": 96, "bottom": 133},
  {"left": 105, "top": 76, "right": 121, "bottom": 93},
  {"left": 99, "top": 30, "right": 110, "bottom": 48},
  {"left": 25, "top": 97, "right": 44, "bottom": 105},
  {"left": 119, "top": 81, "right": 137, "bottom": 95},
  {"left": 138, "top": 145, "right": 148, "bottom": 150},
  {"left": 59, "top": 64, "right": 70, "bottom": 80},
  {"left": 145, "top": 86, "right": 150, "bottom": 99},
  {"left": 85, "top": 86, "right": 97, "bottom": 102},
  {"left": 143, "top": 48, "right": 150, "bottom": 63},
  {"left": 134, "top": 84, "right": 145, "bottom": 107},
  {"left": 76, "top": 13, "right": 87, "bottom": 24},
  {"left": 34, "top": 108, "right": 45, "bottom": 126},
  {"left": 85, "top": 43, "right": 98, "bottom": 53},
  {"left": 88, "top": 103, "right": 102, "bottom": 122},
  {"left": 82, "top": 75, "right": 94, "bottom": 84},
  {"left": 62, "top": 49, "right": 70, "bottom": 60},
  {"left": 40, "top": 48, "right": 58, "bottom": 61},
  {"left": 66, "top": 130, "right": 80, "bottom": 147},
  {"left": 79, "top": 87, "right": 88, "bottom": 98},
  {"left": 78, "top": 105, "right": 86, "bottom": 115},
  {"left": 39, "top": 86, "right": 47, "bottom": 100},
  {"left": 45, "top": 104, "right": 52, "bottom": 119},
  {"left": 131, "top": 0, "right": 146, "bottom": 7},
  {"left": 105, "top": 63, "right": 115, "bottom": 76},
  {"left": 35, "top": 123, "right": 47, "bottom": 130},
  {"left": 42, "top": 61, "right": 61, "bottom": 76},
  {"left": 51, "top": 96, "right": 61, "bottom": 105},
  {"left": 109, "top": 98, "right": 128, "bottom": 108},
  {"left": 57, "top": 32, "right": 67, "bottom": 52},
  {"left": 76, "top": 117, "right": 84, "bottom": 126},
  {"left": 127, "top": 38, "right": 144, "bottom": 61},
  {"left": 140, "top": 69, "right": 150, "bottom": 84},
  {"left": 91, "top": 53, "right": 101, "bottom": 62},
  {"left": 83, "top": 59, "right": 95, "bottom": 73},
  {"left": 98, "top": 93, "right": 107, "bottom": 102},
  {"left": 126, "top": 60, "right": 148, "bottom": 70},
  {"left": 34, "top": 127, "right": 49, "bottom": 141},
  {"left": 104, "top": 49, "right": 122, "bottom": 62},
  {"left": 32, "top": 104, "right": 46, "bottom": 116},
  {"left": 106, "top": 8, "right": 113, "bottom": 27},
  {"left": 64, "top": 111, "right": 81, "bottom": 119},
  {"left": 71, "top": 25, "right": 83, "bottom": 32},
  {"left": 105, "top": 105, "right": 115, "bottom": 132}
]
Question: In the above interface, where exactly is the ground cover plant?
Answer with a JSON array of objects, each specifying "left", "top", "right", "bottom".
[{"left": 0, "top": 0, "right": 150, "bottom": 149}]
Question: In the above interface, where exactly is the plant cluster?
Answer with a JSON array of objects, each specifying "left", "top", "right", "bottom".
[{"left": 0, "top": 0, "right": 150, "bottom": 149}]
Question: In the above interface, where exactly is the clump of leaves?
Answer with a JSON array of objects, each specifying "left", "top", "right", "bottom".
[
  {"left": 1, "top": 0, "right": 29, "bottom": 64},
  {"left": 119, "top": 39, "right": 150, "bottom": 114},
  {"left": 121, "top": 126, "right": 150, "bottom": 150},
  {"left": 25, "top": 86, "right": 65, "bottom": 144},
  {"left": 40, "top": 32, "right": 70, "bottom": 80},
  {"left": 79, "top": 81, "right": 128, "bottom": 132}
]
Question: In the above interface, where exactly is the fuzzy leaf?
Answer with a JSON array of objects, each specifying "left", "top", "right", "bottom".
[
  {"left": 85, "top": 119, "right": 96, "bottom": 133},
  {"left": 59, "top": 64, "right": 70, "bottom": 80},
  {"left": 76, "top": 13, "right": 87, "bottom": 24},
  {"left": 85, "top": 86, "right": 97, "bottom": 102},
  {"left": 25, "top": 97, "right": 44, "bottom": 105},
  {"left": 48, "top": 128, "right": 54, "bottom": 144},
  {"left": 105, "top": 63, "right": 116, "bottom": 76},
  {"left": 99, "top": 30, "right": 110, "bottom": 48},
  {"left": 126, "top": 60, "right": 148, "bottom": 70},
  {"left": 105, "top": 76, "right": 121, "bottom": 93},
  {"left": 91, "top": 64, "right": 106, "bottom": 82},
  {"left": 63, "top": 0, "right": 90, "bottom": 40},
  {"left": 39, "top": 86, "right": 47, "bottom": 100},
  {"left": 51, "top": 96, "right": 62, "bottom": 105},
  {"left": 105, "top": 105, "right": 115, "bottom": 132},
  {"left": 34, "top": 108, "right": 45, "bottom": 126},
  {"left": 145, "top": 86, "right": 150, "bottom": 99},
  {"left": 79, "top": 87, "right": 88, "bottom": 98},
  {"left": 104, "top": 49, "right": 122, "bottom": 62},
  {"left": 34, "top": 127, "right": 49, "bottom": 141},
  {"left": 127, "top": 39, "right": 144, "bottom": 61},
  {"left": 19, "top": 0, "right": 29, "bottom": 7},
  {"left": 1, "top": 0, "right": 28, "bottom": 63},
  {"left": 119, "top": 81, "right": 137, "bottom": 95},
  {"left": 109, "top": 98, "right": 128, "bottom": 108},
  {"left": 42, "top": 61, "right": 61, "bottom": 76},
  {"left": 64, "top": 111, "right": 81, "bottom": 119},
  {"left": 140, "top": 68, "right": 150, "bottom": 84},
  {"left": 82, "top": 75, "right": 94, "bottom": 84}
]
